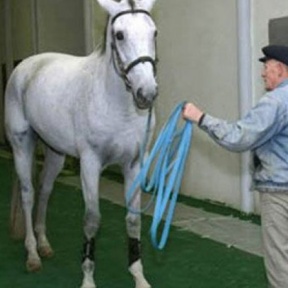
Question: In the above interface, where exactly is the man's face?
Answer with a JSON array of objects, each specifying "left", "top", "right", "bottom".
[{"left": 261, "top": 59, "right": 282, "bottom": 91}]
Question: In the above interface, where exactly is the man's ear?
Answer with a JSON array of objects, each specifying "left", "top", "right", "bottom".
[
  {"left": 280, "top": 62, "right": 288, "bottom": 75},
  {"left": 277, "top": 62, "right": 286, "bottom": 76}
]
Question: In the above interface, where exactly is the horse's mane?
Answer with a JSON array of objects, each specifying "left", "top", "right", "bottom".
[
  {"left": 128, "top": 0, "right": 136, "bottom": 10},
  {"left": 100, "top": 16, "right": 110, "bottom": 55},
  {"left": 115, "top": 0, "right": 136, "bottom": 6}
]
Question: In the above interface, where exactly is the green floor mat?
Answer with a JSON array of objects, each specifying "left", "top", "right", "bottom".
[{"left": 0, "top": 157, "right": 267, "bottom": 287}]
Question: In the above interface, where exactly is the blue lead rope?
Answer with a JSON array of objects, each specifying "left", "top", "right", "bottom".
[{"left": 126, "top": 102, "right": 193, "bottom": 250}]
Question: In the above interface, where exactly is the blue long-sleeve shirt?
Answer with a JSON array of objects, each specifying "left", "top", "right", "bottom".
[{"left": 199, "top": 79, "right": 288, "bottom": 192}]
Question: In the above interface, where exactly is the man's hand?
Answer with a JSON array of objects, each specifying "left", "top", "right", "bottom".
[{"left": 182, "top": 102, "right": 204, "bottom": 124}]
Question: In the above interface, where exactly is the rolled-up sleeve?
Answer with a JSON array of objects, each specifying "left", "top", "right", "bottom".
[{"left": 199, "top": 94, "right": 284, "bottom": 152}]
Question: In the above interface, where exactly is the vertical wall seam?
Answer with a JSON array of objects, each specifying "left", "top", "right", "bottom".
[{"left": 237, "top": 0, "right": 254, "bottom": 213}]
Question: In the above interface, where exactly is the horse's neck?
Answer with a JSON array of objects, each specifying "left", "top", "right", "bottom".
[
  {"left": 82, "top": 50, "right": 152, "bottom": 142},
  {"left": 86, "top": 49, "right": 135, "bottom": 116}
]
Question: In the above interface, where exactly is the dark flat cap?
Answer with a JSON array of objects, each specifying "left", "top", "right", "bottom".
[{"left": 259, "top": 45, "right": 288, "bottom": 66}]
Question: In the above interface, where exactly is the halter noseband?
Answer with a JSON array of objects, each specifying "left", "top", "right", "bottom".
[{"left": 110, "top": 9, "right": 157, "bottom": 91}]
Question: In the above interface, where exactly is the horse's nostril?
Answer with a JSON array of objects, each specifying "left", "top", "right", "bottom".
[
  {"left": 137, "top": 88, "right": 143, "bottom": 98},
  {"left": 135, "top": 87, "right": 158, "bottom": 109},
  {"left": 137, "top": 87, "right": 157, "bottom": 100}
]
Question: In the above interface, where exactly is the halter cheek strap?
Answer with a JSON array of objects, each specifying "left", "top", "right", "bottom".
[{"left": 110, "top": 9, "right": 158, "bottom": 90}]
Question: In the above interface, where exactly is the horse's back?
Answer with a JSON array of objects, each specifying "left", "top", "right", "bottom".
[{"left": 6, "top": 52, "right": 85, "bottom": 98}]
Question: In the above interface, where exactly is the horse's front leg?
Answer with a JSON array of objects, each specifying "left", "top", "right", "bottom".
[
  {"left": 124, "top": 163, "right": 151, "bottom": 288},
  {"left": 80, "top": 152, "right": 101, "bottom": 288}
]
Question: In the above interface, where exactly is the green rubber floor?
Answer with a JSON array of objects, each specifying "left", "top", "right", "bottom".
[{"left": 0, "top": 157, "right": 267, "bottom": 287}]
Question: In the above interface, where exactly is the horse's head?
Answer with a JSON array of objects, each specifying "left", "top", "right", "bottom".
[{"left": 98, "top": 0, "right": 158, "bottom": 110}]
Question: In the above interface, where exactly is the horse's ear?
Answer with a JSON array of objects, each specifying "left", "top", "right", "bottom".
[
  {"left": 135, "top": 0, "right": 156, "bottom": 11},
  {"left": 96, "top": 0, "right": 120, "bottom": 15}
]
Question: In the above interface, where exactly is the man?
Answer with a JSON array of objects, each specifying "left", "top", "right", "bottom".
[{"left": 182, "top": 44, "right": 288, "bottom": 288}]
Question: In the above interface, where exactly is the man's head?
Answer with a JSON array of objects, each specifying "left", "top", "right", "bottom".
[{"left": 259, "top": 45, "right": 288, "bottom": 91}]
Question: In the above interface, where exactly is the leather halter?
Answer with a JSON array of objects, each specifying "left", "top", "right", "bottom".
[{"left": 110, "top": 9, "right": 157, "bottom": 91}]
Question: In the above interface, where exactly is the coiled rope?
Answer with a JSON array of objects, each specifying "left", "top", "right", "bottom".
[{"left": 126, "top": 102, "right": 193, "bottom": 250}]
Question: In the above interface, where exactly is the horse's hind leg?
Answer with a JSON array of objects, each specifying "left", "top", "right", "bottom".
[
  {"left": 35, "top": 146, "right": 65, "bottom": 258},
  {"left": 8, "top": 128, "right": 41, "bottom": 271},
  {"left": 124, "top": 163, "right": 151, "bottom": 288}
]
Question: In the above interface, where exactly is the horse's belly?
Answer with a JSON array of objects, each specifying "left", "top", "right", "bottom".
[
  {"left": 40, "top": 127, "right": 77, "bottom": 156},
  {"left": 26, "top": 104, "right": 78, "bottom": 156}
]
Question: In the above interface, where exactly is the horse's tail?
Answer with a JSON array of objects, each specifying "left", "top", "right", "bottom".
[{"left": 10, "top": 177, "right": 25, "bottom": 239}]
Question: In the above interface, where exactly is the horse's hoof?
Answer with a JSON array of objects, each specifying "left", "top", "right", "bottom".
[
  {"left": 26, "top": 258, "right": 42, "bottom": 272},
  {"left": 80, "top": 280, "right": 96, "bottom": 288},
  {"left": 134, "top": 278, "right": 151, "bottom": 288},
  {"left": 80, "top": 283, "right": 96, "bottom": 288},
  {"left": 39, "top": 245, "right": 54, "bottom": 258},
  {"left": 135, "top": 283, "right": 151, "bottom": 288}
]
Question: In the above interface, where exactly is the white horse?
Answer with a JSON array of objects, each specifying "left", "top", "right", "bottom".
[{"left": 4, "top": 0, "right": 158, "bottom": 287}]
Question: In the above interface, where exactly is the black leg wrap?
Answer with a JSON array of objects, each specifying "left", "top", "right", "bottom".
[
  {"left": 128, "top": 237, "right": 141, "bottom": 266},
  {"left": 82, "top": 237, "right": 95, "bottom": 263}
]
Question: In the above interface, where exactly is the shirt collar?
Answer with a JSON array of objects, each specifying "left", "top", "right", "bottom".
[{"left": 277, "top": 78, "right": 288, "bottom": 88}]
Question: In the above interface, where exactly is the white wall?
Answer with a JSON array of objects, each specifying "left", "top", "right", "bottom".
[
  {"left": 2, "top": 0, "right": 86, "bottom": 61},
  {"left": 11, "top": 0, "right": 34, "bottom": 61},
  {"left": 0, "top": 0, "right": 5, "bottom": 143},
  {"left": 155, "top": 0, "right": 242, "bottom": 209},
  {"left": 155, "top": 0, "right": 288, "bottom": 212},
  {"left": 36, "top": 0, "right": 85, "bottom": 55},
  {"left": 0, "top": 1, "right": 5, "bottom": 64},
  {"left": 85, "top": 0, "right": 107, "bottom": 53}
]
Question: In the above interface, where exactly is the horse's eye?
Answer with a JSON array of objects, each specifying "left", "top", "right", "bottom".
[
  {"left": 154, "top": 30, "right": 158, "bottom": 38},
  {"left": 116, "top": 31, "right": 124, "bottom": 41}
]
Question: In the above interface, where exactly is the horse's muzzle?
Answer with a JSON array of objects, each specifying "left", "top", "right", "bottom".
[{"left": 134, "top": 86, "right": 158, "bottom": 110}]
